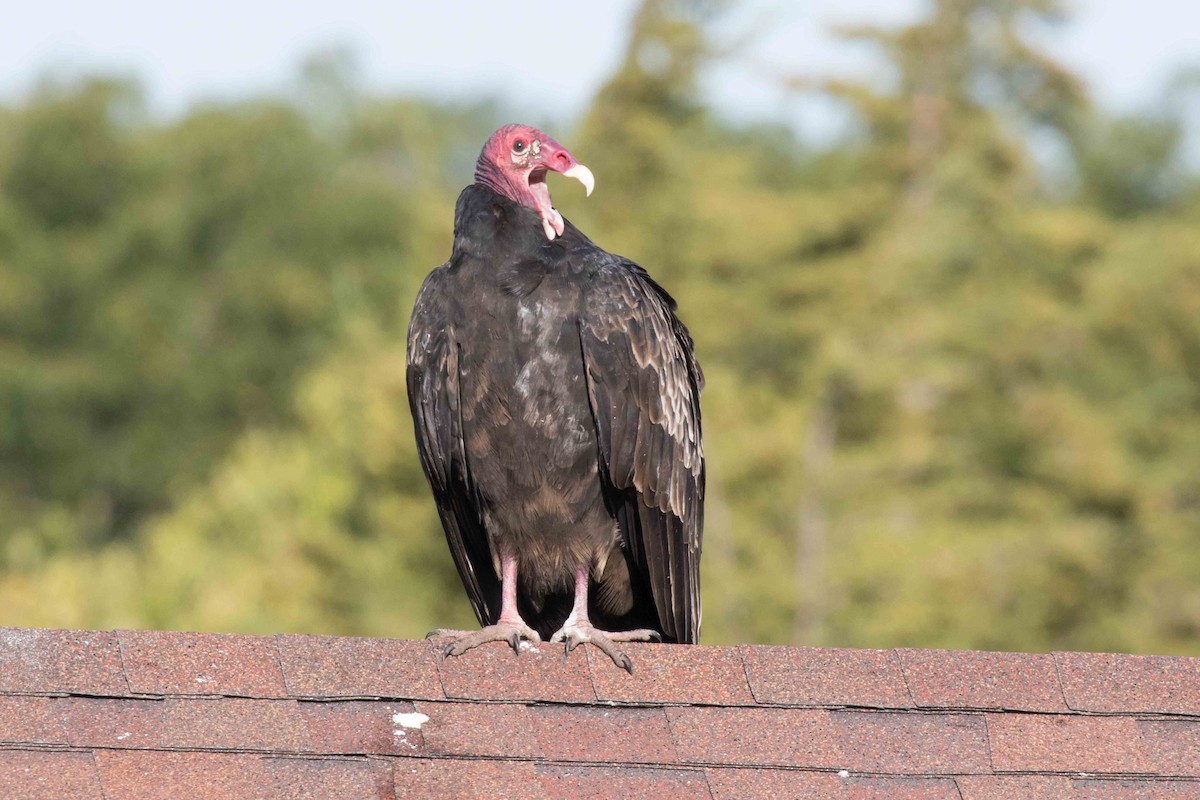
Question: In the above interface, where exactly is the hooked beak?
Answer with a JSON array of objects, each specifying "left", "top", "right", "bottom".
[
  {"left": 562, "top": 163, "right": 594, "bottom": 197},
  {"left": 532, "top": 140, "right": 595, "bottom": 240},
  {"left": 539, "top": 162, "right": 594, "bottom": 239}
]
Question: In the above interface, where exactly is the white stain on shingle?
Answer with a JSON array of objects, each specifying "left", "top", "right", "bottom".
[{"left": 392, "top": 712, "right": 430, "bottom": 730}]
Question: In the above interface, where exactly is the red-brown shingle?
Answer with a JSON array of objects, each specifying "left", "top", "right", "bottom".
[
  {"left": 741, "top": 645, "right": 911, "bottom": 708},
  {"left": 899, "top": 648, "right": 1068, "bottom": 712},
  {"left": 703, "top": 767, "right": 846, "bottom": 800},
  {"left": 301, "top": 699, "right": 422, "bottom": 756},
  {"left": 0, "top": 750, "right": 104, "bottom": 800},
  {"left": 955, "top": 775, "right": 1075, "bottom": 800},
  {"left": 57, "top": 696, "right": 165, "bottom": 749},
  {"left": 1071, "top": 779, "right": 1200, "bottom": 799},
  {"left": 6, "top": 627, "right": 1200, "bottom": 799},
  {"left": 95, "top": 749, "right": 272, "bottom": 800},
  {"left": 845, "top": 776, "right": 962, "bottom": 799},
  {"left": 159, "top": 697, "right": 311, "bottom": 752},
  {"left": 0, "top": 695, "right": 66, "bottom": 745},
  {"left": 1138, "top": 719, "right": 1200, "bottom": 776},
  {"left": 537, "top": 763, "right": 712, "bottom": 800},
  {"left": 0, "top": 628, "right": 126, "bottom": 696},
  {"left": 277, "top": 634, "right": 443, "bottom": 700},
  {"left": 413, "top": 700, "right": 537, "bottom": 758},
  {"left": 1057, "top": 651, "right": 1200, "bottom": 715},
  {"left": 832, "top": 710, "right": 991, "bottom": 775},
  {"left": 118, "top": 630, "right": 286, "bottom": 697},
  {"left": 987, "top": 713, "right": 1152, "bottom": 774},
  {"left": 394, "top": 756, "right": 540, "bottom": 800},
  {"left": 438, "top": 640, "right": 596, "bottom": 703},
  {"left": 266, "top": 756, "right": 390, "bottom": 799},
  {"left": 531, "top": 704, "right": 678, "bottom": 764},
  {"left": 667, "top": 706, "right": 841, "bottom": 768},
  {"left": 588, "top": 642, "right": 753, "bottom": 706}
]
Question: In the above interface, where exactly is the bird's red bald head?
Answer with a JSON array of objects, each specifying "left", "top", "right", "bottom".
[{"left": 474, "top": 124, "right": 594, "bottom": 240}]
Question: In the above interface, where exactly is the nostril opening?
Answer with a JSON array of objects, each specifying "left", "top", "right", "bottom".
[{"left": 554, "top": 152, "right": 571, "bottom": 168}]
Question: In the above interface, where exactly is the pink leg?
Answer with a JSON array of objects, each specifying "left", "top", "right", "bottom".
[
  {"left": 496, "top": 553, "right": 524, "bottom": 624},
  {"left": 549, "top": 566, "right": 661, "bottom": 673},
  {"left": 428, "top": 552, "right": 541, "bottom": 657}
]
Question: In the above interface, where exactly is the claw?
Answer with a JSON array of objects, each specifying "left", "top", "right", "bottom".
[
  {"left": 433, "top": 621, "right": 539, "bottom": 660},
  {"left": 548, "top": 622, "right": 656, "bottom": 673}
]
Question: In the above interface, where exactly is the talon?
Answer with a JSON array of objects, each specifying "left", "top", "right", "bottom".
[
  {"left": 434, "top": 621, "right": 537, "bottom": 660},
  {"left": 548, "top": 622, "right": 644, "bottom": 673},
  {"left": 647, "top": 630, "right": 663, "bottom": 643}
]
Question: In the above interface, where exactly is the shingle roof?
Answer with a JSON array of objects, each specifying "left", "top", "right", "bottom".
[{"left": 2, "top": 626, "right": 1200, "bottom": 799}]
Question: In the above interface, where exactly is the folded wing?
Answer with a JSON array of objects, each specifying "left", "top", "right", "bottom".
[
  {"left": 406, "top": 266, "right": 500, "bottom": 626},
  {"left": 579, "top": 259, "right": 705, "bottom": 643}
]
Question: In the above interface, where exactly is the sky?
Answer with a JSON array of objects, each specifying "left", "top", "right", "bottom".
[{"left": 0, "top": 0, "right": 1197, "bottom": 140}]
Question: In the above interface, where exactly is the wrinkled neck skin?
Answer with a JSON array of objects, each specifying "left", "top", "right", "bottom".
[
  {"left": 474, "top": 156, "right": 564, "bottom": 240},
  {"left": 474, "top": 156, "right": 527, "bottom": 210}
]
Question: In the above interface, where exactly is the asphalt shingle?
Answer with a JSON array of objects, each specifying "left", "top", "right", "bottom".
[
  {"left": 537, "top": 764, "right": 712, "bottom": 800},
  {"left": 1, "top": 625, "right": 1199, "bottom": 800},
  {"left": 899, "top": 648, "right": 1068, "bottom": 712},
  {"left": 987, "top": 713, "right": 1152, "bottom": 774},
  {"left": 0, "top": 750, "right": 104, "bottom": 800},
  {"left": 589, "top": 641, "right": 754, "bottom": 706},
  {"left": 741, "top": 645, "right": 911, "bottom": 708},
  {"left": 119, "top": 630, "right": 286, "bottom": 697},
  {"left": 667, "top": 705, "right": 841, "bottom": 768},
  {"left": 277, "top": 634, "right": 443, "bottom": 701},
  {"left": 1056, "top": 650, "right": 1200, "bottom": 715},
  {"left": 436, "top": 637, "right": 596, "bottom": 704},
  {"left": 0, "top": 695, "right": 66, "bottom": 745},
  {"left": 0, "top": 628, "right": 126, "bottom": 696}
]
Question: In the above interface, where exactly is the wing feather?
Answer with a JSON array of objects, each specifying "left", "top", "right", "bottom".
[
  {"left": 579, "top": 259, "right": 704, "bottom": 643},
  {"left": 407, "top": 266, "right": 501, "bottom": 626}
]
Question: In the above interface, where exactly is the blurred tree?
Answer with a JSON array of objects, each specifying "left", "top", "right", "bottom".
[
  {"left": 1074, "top": 113, "right": 1187, "bottom": 218},
  {"left": 1, "top": 0, "right": 1199, "bottom": 656},
  {"left": 0, "top": 73, "right": 504, "bottom": 635},
  {"left": 0, "top": 79, "right": 493, "bottom": 568},
  {"left": 4, "top": 78, "right": 142, "bottom": 230},
  {"left": 788, "top": 0, "right": 1200, "bottom": 653}
]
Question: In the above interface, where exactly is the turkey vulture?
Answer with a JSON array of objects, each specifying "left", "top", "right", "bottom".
[{"left": 407, "top": 124, "right": 704, "bottom": 672}]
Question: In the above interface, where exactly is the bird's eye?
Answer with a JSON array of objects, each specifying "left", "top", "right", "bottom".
[{"left": 512, "top": 140, "right": 526, "bottom": 154}]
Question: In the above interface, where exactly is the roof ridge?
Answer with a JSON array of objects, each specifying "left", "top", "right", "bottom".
[{"left": 3, "top": 626, "right": 1200, "bottom": 798}]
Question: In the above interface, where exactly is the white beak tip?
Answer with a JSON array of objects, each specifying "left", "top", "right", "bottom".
[{"left": 563, "top": 163, "right": 595, "bottom": 197}]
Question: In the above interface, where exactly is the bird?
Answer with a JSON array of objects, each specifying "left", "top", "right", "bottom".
[{"left": 406, "top": 124, "right": 704, "bottom": 672}]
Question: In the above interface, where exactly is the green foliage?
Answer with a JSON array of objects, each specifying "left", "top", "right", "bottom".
[{"left": 1, "top": 0, "right": 1199, "bottom": 655}]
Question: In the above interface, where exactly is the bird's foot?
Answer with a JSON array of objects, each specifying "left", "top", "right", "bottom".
[
  {"left": 550, "top": 623, "right": 662, "bottom": 674},
  {"left": 427, "top": 622, "right": 541, "bottom": 658}
]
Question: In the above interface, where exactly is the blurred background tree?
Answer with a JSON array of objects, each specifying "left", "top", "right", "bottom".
[{"left": 1, "top": 0, "right": 1199, "bottom": 654}]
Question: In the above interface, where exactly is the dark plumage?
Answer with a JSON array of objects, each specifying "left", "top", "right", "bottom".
[{"left": 407, "top": 125, "right": 703, "bottom": 671}]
